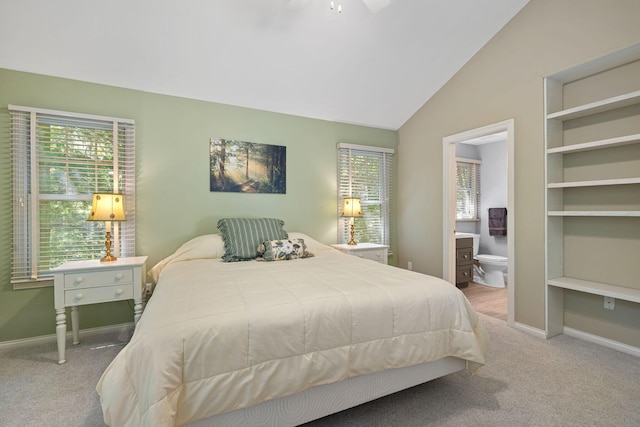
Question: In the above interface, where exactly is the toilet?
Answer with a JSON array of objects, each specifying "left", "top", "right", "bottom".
[
  {"left": 456, "top": 232, "right": 507, "bottom": 288},
  {"left": 474, "top": 254, "right": 507, "bottom": 288}
]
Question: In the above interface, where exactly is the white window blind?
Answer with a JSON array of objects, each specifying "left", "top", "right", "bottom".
[
  {"left": 456, "top": 158, "right": 480, "bottom": 220},
  {"left": 9, "top": 105, "right": 136, "bottom": 284},
  {"left": 338, "top": 143, "right": 393, "bottom": 253}
]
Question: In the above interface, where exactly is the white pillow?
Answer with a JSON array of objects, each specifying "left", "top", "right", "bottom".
[{"left": 148, "top": 234, "right": 225, "bottom": 282}]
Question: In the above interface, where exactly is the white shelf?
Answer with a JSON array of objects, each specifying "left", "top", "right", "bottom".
[
  {"left": 547, "top": 133, "right": 640, "bottom": 154},
  {"left": 544, "top": 44, "right": 640, "bottom": 347},
  {"left": 548, "top": 277, "right": 640, "bottom": 304},
  {"left": 548, "top": 211, "right": 640, "bottom": 217},
  {"left": 547, "top": 90, "right": 640, "bottom": 121},
  {"left": 547, "top": 177, "right": 640, "bottom": 188}
]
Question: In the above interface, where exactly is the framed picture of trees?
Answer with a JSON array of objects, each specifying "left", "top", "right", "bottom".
[{"left": 209, "top": 138, "right": 286, "bottom": 194}]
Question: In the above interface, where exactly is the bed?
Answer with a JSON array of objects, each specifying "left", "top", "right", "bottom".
[{"left": 96, "top": 223, "right": 488, "bottom": 427}]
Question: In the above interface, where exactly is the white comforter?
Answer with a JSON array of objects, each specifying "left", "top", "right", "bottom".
[{"left": 97, "top": 235, "right": 488, "bottom": 427}]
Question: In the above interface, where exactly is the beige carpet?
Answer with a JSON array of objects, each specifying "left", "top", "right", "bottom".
[{"left": 0, "top": 315, "right": 638, "bottom": 427}]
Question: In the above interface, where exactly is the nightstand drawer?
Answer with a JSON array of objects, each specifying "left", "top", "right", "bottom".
[
  {"left": 356, "top": 249, "right": 387, "bottom": 263},
  {"left": 331, "top": 243, "right": 389, "bottom": 265},
  {"left": 65, "top": 283, "right": 134, "bottom": 306},
  {"left": 64, "top": 268, "right": 134, "bottom": 289}
]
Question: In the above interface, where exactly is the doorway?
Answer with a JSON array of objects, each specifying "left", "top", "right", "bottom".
[{"left": 442, "top": 119, "right": 514, "bottom": 325}]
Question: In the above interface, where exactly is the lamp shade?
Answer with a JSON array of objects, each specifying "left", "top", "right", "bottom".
[
  {"left": 87, "top": 193, "right": 126, "bottom": 222},
  {"left": 341, "top": 197, "right": 363, "bottom": 218}
]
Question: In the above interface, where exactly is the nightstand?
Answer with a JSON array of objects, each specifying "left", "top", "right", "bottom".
[
  {"left": 51, "top": 256, "right": 147, "bottom": 364},
  {"left": 331, "top": 243, "right": 389, "bottom": 265}
]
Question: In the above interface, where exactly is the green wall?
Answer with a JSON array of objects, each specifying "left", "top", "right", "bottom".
[{"left": 0, "top": 69, "right": 397, "bottom": 342}]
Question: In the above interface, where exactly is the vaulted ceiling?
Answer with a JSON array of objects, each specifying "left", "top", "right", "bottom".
[{"left": 0, "top": 0, "right": 529, "bottom": 130}]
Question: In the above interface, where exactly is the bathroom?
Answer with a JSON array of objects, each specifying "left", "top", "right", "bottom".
[{"left": 456, "top": 133, "right": 508, "bottom": 288}]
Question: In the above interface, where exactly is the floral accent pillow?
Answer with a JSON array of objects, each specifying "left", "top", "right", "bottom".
[{"left": 258, "top": 238, "right": 314, "bottom": 261}]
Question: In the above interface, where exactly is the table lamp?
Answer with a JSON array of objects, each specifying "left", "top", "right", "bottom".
[
  {"left": 87, "top": 193, "right": 126, "bottom": 262},
  {"left": 341, "top": 197, "right": 363, "bottom": 245}
]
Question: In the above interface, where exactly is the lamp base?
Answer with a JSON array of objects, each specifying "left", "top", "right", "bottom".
[
  {"left": 347, "top": 223, "right": 357, "bottom": 245},
  {"left": 100, "top": 231, "right": 118, "bottom": 262}
]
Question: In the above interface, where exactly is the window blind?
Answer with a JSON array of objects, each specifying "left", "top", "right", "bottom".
[
  {"left": 337, "top": 143, "right": 393, "bottom": 253},
  {"left": 456, "top": 159, "right": 480, "bottom": 220},
  {"left": 9, "top": 105, "right": 136, "bottom": 283}
]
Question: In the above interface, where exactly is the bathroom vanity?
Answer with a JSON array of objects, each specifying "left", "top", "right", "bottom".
[{"left": 455, "top": 237, "right": 473, "bottom": 288}]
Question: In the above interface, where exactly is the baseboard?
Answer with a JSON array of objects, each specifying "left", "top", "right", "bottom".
[
  {"left": 512, "top": 321, "right": 546, "bottom": 339},
  {"left": 563, "top": 327, "right": 640, "bottom": 358},
  {"left": 0, "top": 322, "right": 134, "bottom": 350}
]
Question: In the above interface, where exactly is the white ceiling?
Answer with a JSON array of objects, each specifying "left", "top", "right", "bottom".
[{"left": 0, "top": 0, "right": 528, "bottom": 130}]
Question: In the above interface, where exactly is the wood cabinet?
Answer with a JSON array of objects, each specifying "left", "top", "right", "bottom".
[
  {"left": 456, "top": 238, "right": 473, "bottom": 288},
  {"left": 544, "top": 44, "right": 640, "bottom": 343}
]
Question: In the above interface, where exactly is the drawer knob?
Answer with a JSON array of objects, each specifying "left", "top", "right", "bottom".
[
  {"left": 116, "top": 273, "right": 124, "bottom": 280},
  {"left": 463, "top": 272, "right": 468, "bottom": 277},
  {"left": 116, "top": 289, "right": 124, "bottom": 296},
  {"left": 76, "top": 293, "right": 84, "bottom": 300},
  {"left": 463, "top": 254, "right": 469, "bottom": 259},
  {"left": 376, "top": 252, "right": 380, "bottom": 258},
  {"left": 75, "top": 277, "right": 84, "bottom": 283}
]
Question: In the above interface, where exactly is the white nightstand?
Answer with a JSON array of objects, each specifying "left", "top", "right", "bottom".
[
  {"left": 331, "top": 243, "right": 389, "bottom": 265},
  {"left": 51, "top": 256, "right": 147, "bottom": 364}
]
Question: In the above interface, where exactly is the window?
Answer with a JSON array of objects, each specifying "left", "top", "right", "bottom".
[
  {"left": 10, "top": 105, "right": 136, "bottom": 287},
  {"left": 337, "top": 143, "right": 393, "bottom": 252},
  {"left": 456, "top": 158, "right": 480, "bottom": 220}
]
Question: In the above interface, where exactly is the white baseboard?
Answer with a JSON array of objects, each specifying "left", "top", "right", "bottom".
[
  {"left": 511, "top": 321, "right": 640, "bottom": 357},
  {"left": 0, "top": 322, "right": 134, "bottom": 350},
  {"left": 563, "top": 326, "right": 640, "bottom": 357},
  {"left": 512, "top": 321, "right": 546, "bottom": 339}
]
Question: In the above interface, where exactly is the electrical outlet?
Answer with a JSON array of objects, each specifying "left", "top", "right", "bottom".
[
  {"left": 407, "top": 261, "right": 413, "bottom": 271},
  {"left": 604, "top": 296, "right": 615, "bottom": 310}
]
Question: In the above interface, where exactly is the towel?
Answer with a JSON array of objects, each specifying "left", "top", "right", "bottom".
[{"left": 488, "top": 208, "right": 507, "bottom": 236}]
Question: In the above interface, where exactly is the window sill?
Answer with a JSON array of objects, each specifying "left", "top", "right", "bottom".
[
  {"left": 12, "top": 278, "right": 53, "bottom": 290},
  {"left": 456, "top": 218, "right": 480, "bottom": 222}
]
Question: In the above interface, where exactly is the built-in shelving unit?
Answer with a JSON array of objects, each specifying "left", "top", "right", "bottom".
[{"left": 544, "top": 44, "right": 640, "bottom": 344}]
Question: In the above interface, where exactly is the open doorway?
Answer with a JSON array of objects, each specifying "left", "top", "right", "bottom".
[{"left": 442, "top": 119, "right": 514, "bottom": 325}]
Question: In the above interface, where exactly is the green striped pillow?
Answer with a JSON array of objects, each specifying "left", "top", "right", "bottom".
[{"left": 217, "top": 218, "right": 288, "bottom": 262}]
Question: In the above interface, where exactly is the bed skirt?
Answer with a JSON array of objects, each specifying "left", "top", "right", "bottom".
[{"left": 186, "top": 356, "right": 467, "bottom": 426}]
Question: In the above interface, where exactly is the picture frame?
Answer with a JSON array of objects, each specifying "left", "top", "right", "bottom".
[{"left": 209, "top": 138, "right": 286, "bottom": 194}]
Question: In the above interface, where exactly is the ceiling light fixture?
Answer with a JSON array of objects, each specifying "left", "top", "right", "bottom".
[{"left": 330, "top": 1, "right": 342, "bottom": 13}]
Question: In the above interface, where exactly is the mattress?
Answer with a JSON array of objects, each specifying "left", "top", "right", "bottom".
[{"left": 96, "top": 233, "right": 488, "bottom": 426}]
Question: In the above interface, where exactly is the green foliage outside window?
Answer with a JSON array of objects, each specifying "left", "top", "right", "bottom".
[
  {"left": 37, "top": 125, "right": 122, "bottom": 271},
  {"left": 456, "top": 162, "right": 480, "bottom": 220}
]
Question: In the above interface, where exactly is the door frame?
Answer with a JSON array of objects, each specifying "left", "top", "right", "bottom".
[{"left": 442, "top": 119, "right": 515, "bottom": 325}]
